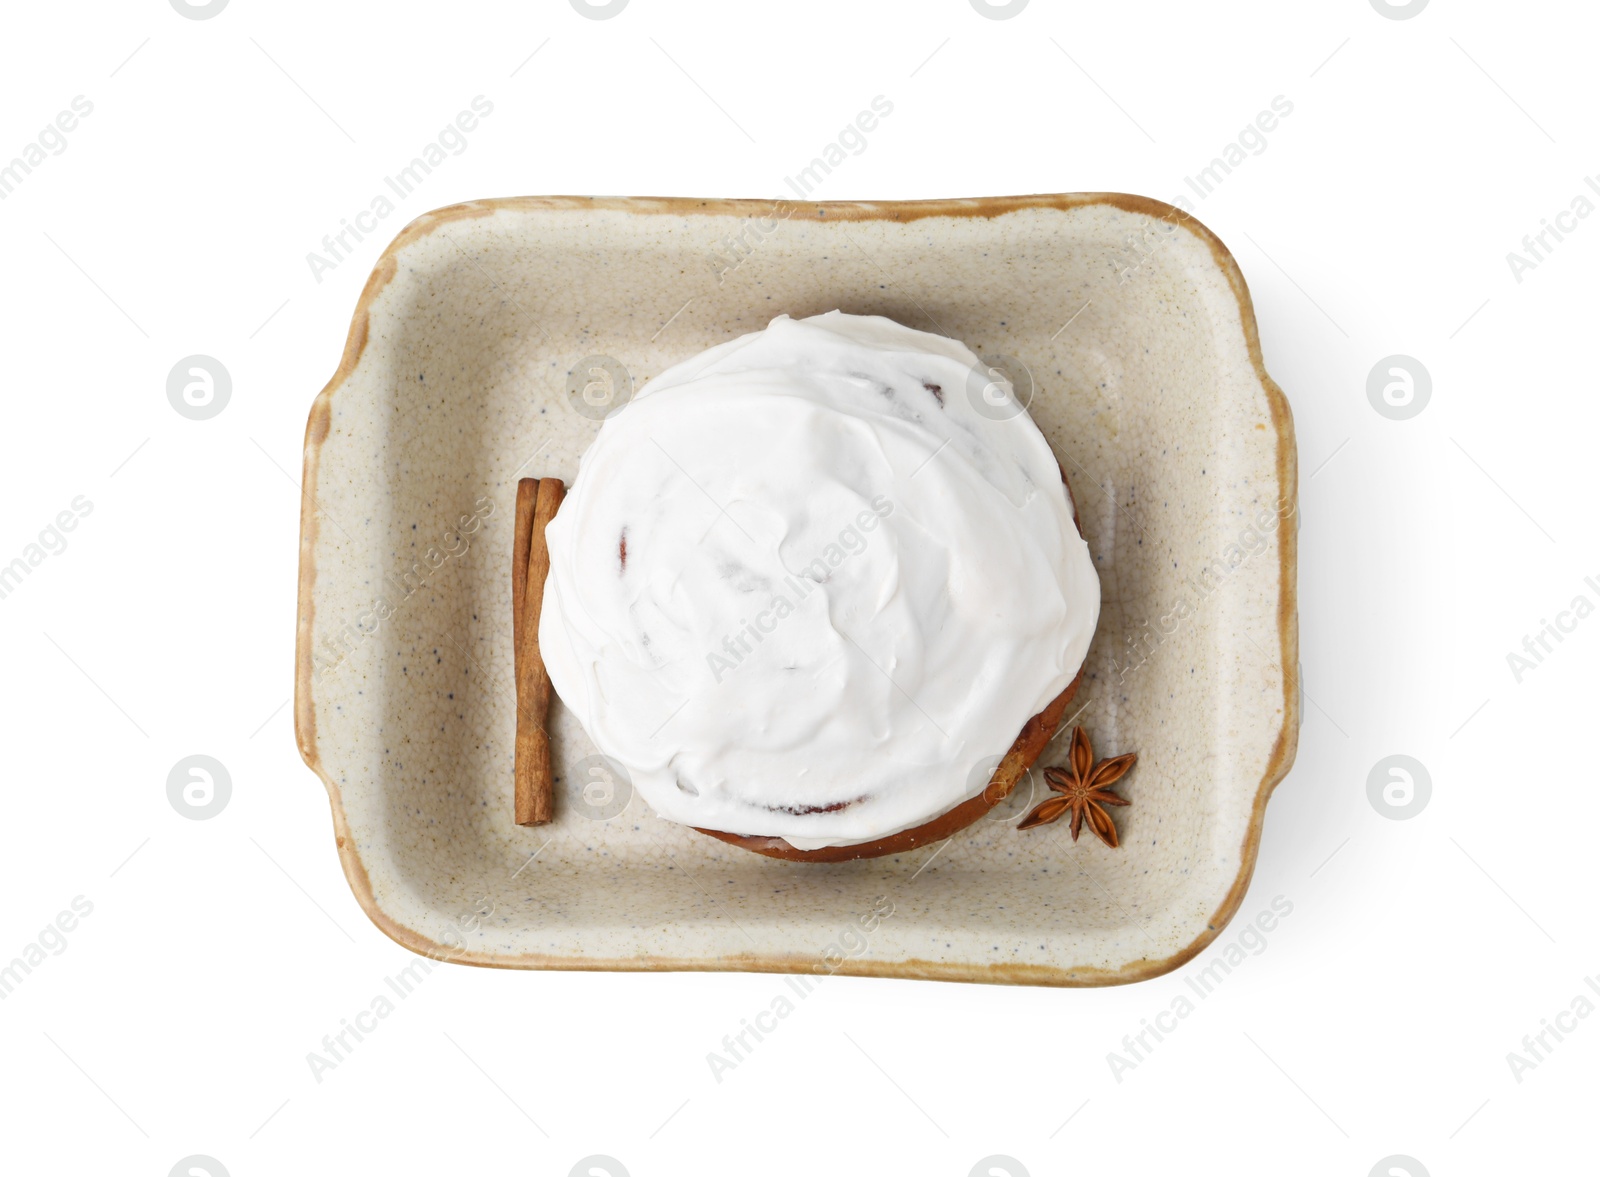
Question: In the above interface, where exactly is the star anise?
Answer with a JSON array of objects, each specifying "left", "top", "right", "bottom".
[{"left": 1018, "top": 726, "right": 1136, "bottom": 847}]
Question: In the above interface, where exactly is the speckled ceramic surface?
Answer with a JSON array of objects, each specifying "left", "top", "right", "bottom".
[{"left": 294, "top": 193, "right": 1299, "bottom": 986}]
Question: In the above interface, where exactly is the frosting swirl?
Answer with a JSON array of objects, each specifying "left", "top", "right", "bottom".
[{"left": 540, "top": 312, "right": 1100, "bottom": 847}]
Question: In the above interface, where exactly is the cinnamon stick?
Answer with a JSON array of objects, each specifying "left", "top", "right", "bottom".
[
  {"left": 511, "top": 478, "right": 536, "bottom": 682},
  {"left": 514, "top": 477, "right": 564, "bottom": 825}
]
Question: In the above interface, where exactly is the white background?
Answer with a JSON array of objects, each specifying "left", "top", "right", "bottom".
[{"left": 1, "top": 1, "right": 1595, "bottom": 1174}]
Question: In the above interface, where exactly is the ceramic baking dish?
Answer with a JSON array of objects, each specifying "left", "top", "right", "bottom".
[{"left": 294, "top": 193, "right": 1299, "bottom": 985}]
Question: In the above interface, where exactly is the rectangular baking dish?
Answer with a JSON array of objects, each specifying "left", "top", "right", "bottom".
[{"left": 294, "top": 193, "right": 1299, "bottom": 985}]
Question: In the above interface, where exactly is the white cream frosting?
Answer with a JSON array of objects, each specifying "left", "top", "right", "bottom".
[{"left": 539, "top": 312, "right": 1100, "bottom": 848}]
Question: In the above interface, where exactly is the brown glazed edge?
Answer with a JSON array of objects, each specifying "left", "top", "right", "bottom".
[
  {"left": 695, "top": 667, "right": 1084, "bottom": 862},
  {"left": 293, "top": 192, "right": 1300, "bottom": 987}
]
